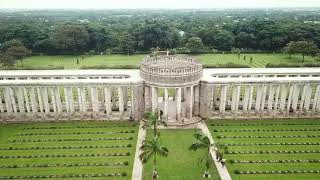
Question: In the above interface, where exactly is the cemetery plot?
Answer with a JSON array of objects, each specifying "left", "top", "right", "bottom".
[
  {"left": 0, "top": 121, "right": 138, "bottom": 180},
  {"left": 208, "top": 119, "right": 320, "bottom": 180}
]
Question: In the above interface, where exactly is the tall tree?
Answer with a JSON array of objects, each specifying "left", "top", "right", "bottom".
[
  {"left": 186, "top": 37, "right": 204, "bottom": 54},
  {"left": 51, "top": 24, "right": 89, "bottom": 54},
  {"left": 189, "top": 131, "right": 214, "bottom": 178},
  {"left": 0, "top": 39, "right": 31, "bottom": 66},
  {"left": 284, "top": 41, "right": 319, "bottom": 63},
  {"left": 139, "top": 135, "right": 169, "bottom": 180},
  {"left": 119, "top": 32, "right": 135, "bottom": 55}
]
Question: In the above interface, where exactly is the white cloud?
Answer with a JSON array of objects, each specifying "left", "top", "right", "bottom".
[{"left": 0, "top": 0, "right": 319, "bottom": 9}]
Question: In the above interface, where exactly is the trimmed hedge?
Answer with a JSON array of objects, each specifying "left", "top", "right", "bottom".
[
  {"left": 227, "top": 150, "right": 320, "bottom": 155},
  {"left": 211, "top": 123, "right": 320, "bottom": 127},
  {"left": 217, "top": 135, "right": 320, "bottom": 139},
  {"left": 213, "top": 128, "right": 320, "bottom": 132},
  {"left": 225, "top": 142, "right": 320, "bottom": 146},
  {"left": 0, "top": 144, "right": 132, "bottom": 151},
  {"left": 0, "top": 161, "right": 129, "bottom": 168},
  {"left": 230, "top": 159, "right": 320, "bottom": 164},
  {"left": 0, "top": 152, "right": 131, "bottom": 159},
  {"left": 266, "top": 63, "right": 320, "bottom": 68},
  {"left": 80, "top": 65, "right": 138, "bottom": 69},
  {"left": 234, "top": 169, "right": 320, "bottom": 175},
  {"left": 23, "top": 124, "right": 136, "bottom": 130},
  {"left": 0, "top": 172, "right": 127, "bottom": 179},
  {"left": 203, "top": 63, "right": 251, "bottom": 68},
  {"left": 18, "top": 130, "right": 135, "bottom": 136},
  {"left": 10, "top": 137, "right": 134, "bottom": 143}
]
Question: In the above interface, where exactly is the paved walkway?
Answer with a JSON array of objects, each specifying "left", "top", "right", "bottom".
[
  {"left": 197, "top": 121, "right": 232, "bottom": 180},
  {"left": 131, "top": 122, "right": 146, "bottom": 180}
]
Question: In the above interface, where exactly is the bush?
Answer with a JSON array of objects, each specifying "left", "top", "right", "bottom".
[{"left": 234, "top": 170, "right": 241, "bottom": 174}]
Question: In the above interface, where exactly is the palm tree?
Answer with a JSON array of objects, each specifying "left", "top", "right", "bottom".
[
  {"left": 139, "top": 135, "right": 169, "bottom": 180},
  {"left": 213, "top": 142, "right": 228, "bottom": 162},
  {"left": 189, "top": 131, "right": 213, "bottom": 178},
  {"left": 142, "top": 111, "right": 165, "bottom": 137}
]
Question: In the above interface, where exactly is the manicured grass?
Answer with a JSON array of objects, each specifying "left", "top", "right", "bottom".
[
  {"left": 142, "top": 129, "right": 221, "bottom": 180},
  {"left": 197, "top": 53, "right": 317, "bottom": 67},
  {"left": 207, "top": 119, "right": 320, "bottom": 180},
  {"left": 0, "top": 121, "right": 139, "bottom": 180},
  {"left": 4, "top": 53, "right": 318, "bottom": 69}
]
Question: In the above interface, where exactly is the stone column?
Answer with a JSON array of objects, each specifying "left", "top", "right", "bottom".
[
  {"left": 299, "top": 84, "right": 307, "bottom": 114},
  {"left": 199, "top": 83, "right": 213, "bottom": 118},
  {"left": 112, "top": 87, "right": 117, "bottom": 108},
  {"left": 312, "top": 85, "right": 320, "bottom": 114},
  {"left": 164, "top": 88, "right": 169, "bottom": 120},
  {"left": 188, "top": 86, "right": 194, "bottom": 119},
  {"left": 231, "top": 85, "right": 237, "bottom": 112},
  {"left": 9, "top": 87, "right": 17, "bottom": 113},
  {"left": 54, "top": 87, "right": 62, "bottom": 113},
  {"left": 4, "top": 87, "right": 12, "bottom": 113},
  {"left": 235, "top": 85, "right": 241, "bottom": 113},
  {"left": 90, "top": 87, "right": 99, "bottom": 112},
  {"left": 291, "top": 84, "right": 300, "bottom": 112},
  {"left": 123, "top": 86, "right": 128, "bottom": 109},
  {"left": 42, "top": 87, "right": 50, "bottom": 114},
  {"left": 273, "top": 85, "right": 280, "bottom": 115},
  {"left": 219, "top": 85, "right": 227, "bottom": 115},
  {"left": 37, "top": 87, "right": 44, "bottom": 113},
  {"left": 0, "top": 89, "right": 4, "bottom": 113},
  {"left": 304, "top": 84, "right": 312, "bottom": 111},
  {"left": 77, "top": 87, "right": 82, "bottom": 112},
  {"left": 286, "top": 85, "right": 294, "bottom": 115},
  {"left": 243, "top": 85, "right": 250, "bottom": 112},
  {"left": 17, "top": 87, "right": 25, "bottom": 113},
  {"left": 30, "top": 87, "right": 38, "bottom": 113},
  {"left": 248, "top": 85, "right": 254, "bottom": 112},
  {"left": 50, "top": 88, "right": 57, "bottom": 113},
  {"left": 267, "top": 85, "right": 275, "bottom": 112},
  {"left": 132, "top": 84, "right": 145, "bottom": 120},
  {"left": 260, "top": 85, "right": 267, "bottom": 114},
  {"left": 176, "top": 87, "right": 182, "bottom": 121},
  {"left": 118, "top": 87, "right": 124, "bottom": 119},
  {"left": 104, "top": 87, "right": 112, "bottom": 118},
  {"left": 194, "top": 85, "right": 200, "bottom": 116},
  {"left": 151, "top": 86, "right": 158, "bottom": 113},
  {"left": 64, "top": 88, "right": 70, "bottom": 113},
  {"left": 144, "top": 86, "right": 151, "bottom": 111},
  {"left": 279, "top": 84, "right": 287, "bottom": 113},
  {"left": 80, "top": 87, "right": 87, "bottom": 112},
  {"left": 255, "top": 85, "right": 262, "bottom": 112}
]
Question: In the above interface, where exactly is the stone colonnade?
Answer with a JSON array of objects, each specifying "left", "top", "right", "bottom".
[
  {"left": 144, "top": 85, "right": 199, "bottom": 121},
  {"left": 200, "top": 80, "right": 320, "bottom": 118},
  {"left": 0, "top": 82, "right": 144, "bottom": 121}
]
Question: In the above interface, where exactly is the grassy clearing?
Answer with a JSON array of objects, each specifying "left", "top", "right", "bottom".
[
  {"left": 142, "top": 129, "right": 221, "bottom": 180},
  {"left": 207, "top": 119, "right": 320, "bottom": 180},
  {"left": 4, "top": 53, "right": 318, "bottom": 69},
  {"left": 0, "top": 121, "right": 138, "bottom": 180}
]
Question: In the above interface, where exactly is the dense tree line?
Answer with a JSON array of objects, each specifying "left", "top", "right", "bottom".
[{"left": 0, "top": 9, "right": 320, "bottom": 55}]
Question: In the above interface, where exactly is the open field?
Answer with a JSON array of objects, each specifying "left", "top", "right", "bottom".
[
  {"left": 0, "top": 121, "right": 138, "bottom": 180},
  {"left": 207, "top": 118, "right": 320, "bottom": 180},
  {"left": 142, "top": 129, "right": 221, "bottom": 180},
  {"left": 3, "top": 53, "right": 318, "bottom": 69}
]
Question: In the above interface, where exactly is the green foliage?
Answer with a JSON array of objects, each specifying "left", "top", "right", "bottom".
[
  {"left": 284, "top": 41, "right": 319, "bottom": 62},
  {"left": 189, "top": 131, "right": 213, "bottom": 173},
  {"left": 186, "top": 37, "right": 204, "bottom": 54}
]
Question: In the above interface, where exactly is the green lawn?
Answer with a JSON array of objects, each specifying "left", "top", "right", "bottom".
[
  {"left": 4, "top": 53, "right": 318, "bottom": 69},
  {"left": 0, "top": 121, "right": 139, "bottom": 180},
  {"left": 207, "top": 119, "right": 320, "bottom": 180},
  {"left": 142, "top": 129, "right": 221, "bottom": 180}
]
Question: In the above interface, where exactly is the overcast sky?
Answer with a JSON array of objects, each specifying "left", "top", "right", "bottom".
[{"left": 1, "top": 0, "right": 320, "bottom": 9}]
